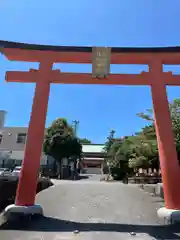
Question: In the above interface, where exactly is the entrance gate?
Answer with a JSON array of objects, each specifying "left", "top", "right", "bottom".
[{"left": 1, "top": 40, "right": 180, "bottom": 221}]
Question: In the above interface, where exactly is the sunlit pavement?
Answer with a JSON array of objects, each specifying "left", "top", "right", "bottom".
[
  {"left": 0, "top": 176, "right": 180, "bottom": 240},
  {"left": 51, "top": 174, "right": 102, "bottom": 185}
]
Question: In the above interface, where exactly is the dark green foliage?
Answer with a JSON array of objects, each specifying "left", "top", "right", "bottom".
[
  {"left": 0, "top": 176, "right": 53, "bottom": 211},
  {"left": 43, "top": 118, "right": 82, "bottom": 161},
  {"left": 79, "top": 138, "right": 92, "bottom": 144},
  {"left": 105, "top": 99, "right": 180, "bottom": 180},
  {"left": 103, "top": 130, "right": 115, "bottom": 154}
]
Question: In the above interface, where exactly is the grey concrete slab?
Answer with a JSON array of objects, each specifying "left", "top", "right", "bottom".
[
  {"left": 0, "top": 179, "right": 179, "bottom": 239},
  {"left": 140, "top": 183, "right": 164, "bottom": 199}
]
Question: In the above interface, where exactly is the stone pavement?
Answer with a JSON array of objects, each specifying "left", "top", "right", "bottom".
[{"left": 0, "top": 177, "right": 180, "bottom": 240}]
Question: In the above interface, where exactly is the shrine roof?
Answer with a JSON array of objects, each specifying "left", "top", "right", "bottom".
[
  {"left": 82, "top": 144, "right": 105, "bottom": 153},
  {"left": 1, "top": 40, "right": 180, "bottom": 53}
]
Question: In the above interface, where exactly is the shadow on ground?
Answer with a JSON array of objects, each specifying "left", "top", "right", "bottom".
[
  {"left": 0, "top": 216, "right": 180, "bottom": 239},
  {"left": 74, "top": 175, "right": 90, "bottom": 180}
]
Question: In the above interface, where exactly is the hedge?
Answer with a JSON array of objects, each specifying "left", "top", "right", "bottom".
[{"left": 0, "top": 176, "right": 53, "bottom": 212}]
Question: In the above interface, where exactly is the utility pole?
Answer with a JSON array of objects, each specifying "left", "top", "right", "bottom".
[{"left": 72, "top": 120, "right": 80, "bottom": 137}]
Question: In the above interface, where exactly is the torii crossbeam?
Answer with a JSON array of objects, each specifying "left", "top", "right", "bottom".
[{"left": 1, "top": 40, "right": 180, "bottom": 222}]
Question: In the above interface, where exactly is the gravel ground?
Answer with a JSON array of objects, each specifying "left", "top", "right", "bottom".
[{"left": 0, "top": 178, "right": 179, "bottom": 240}]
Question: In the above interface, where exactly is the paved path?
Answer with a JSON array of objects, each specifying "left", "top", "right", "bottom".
[
  {"left": 0, "top": 177, "right": 180, "bottom": 239},
  {"left": 51, "top": 174, "right": 102, "bottom": 185}
]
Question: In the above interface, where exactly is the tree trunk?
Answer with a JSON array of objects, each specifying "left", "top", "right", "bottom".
[
  {"left": 56, "top": 160, "right": 61, "bottom": 179},
  {"left": 74, "top": 158, "right": 77, "bottom": 180}
]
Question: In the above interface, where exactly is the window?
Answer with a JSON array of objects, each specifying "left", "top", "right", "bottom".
[
  {"left": 0, "top": 134, "right": 2, "bottom": 144},
  {"left": 17, "top": 133, "right": 27, "bottom": 144}
]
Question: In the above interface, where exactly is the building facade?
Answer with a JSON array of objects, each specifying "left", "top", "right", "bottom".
[
  {"left": 0, "top": 111, "right": 104, "bottom": 174},
  {"left": 82, "top": 144, "right": 105, "bottom": 174}
]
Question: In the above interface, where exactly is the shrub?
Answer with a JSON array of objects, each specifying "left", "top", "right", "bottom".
[
  {"left": 0, "top": 176, "right": 18, "bottom": 210},
  {"left": 0, "top": 176, "right": 53, "bottom": 212},
  {"left": 110, "top": 161, "right": 130, "bottom": 181},
  {"left": 110, "top": 167, "right": 124, "bottom": 180},
  {"left": 36, "top": 177, "right": 54, "bottom": 193}
]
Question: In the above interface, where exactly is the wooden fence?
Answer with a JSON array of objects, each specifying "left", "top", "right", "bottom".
[{"left": 128, "top": 176, "right": 162, "bottom": 184}]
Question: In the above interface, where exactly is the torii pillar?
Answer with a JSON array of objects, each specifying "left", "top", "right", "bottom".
[
  {"left": 5, "top": 58, "right": 53, "bottom": 216},
  {"left": 149, "top": 60, "right": 180, "bottom": 223}
]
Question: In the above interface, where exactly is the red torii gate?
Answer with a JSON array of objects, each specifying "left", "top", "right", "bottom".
[{"left": 1, "top": 40, "right": 180, "bottom": 222}]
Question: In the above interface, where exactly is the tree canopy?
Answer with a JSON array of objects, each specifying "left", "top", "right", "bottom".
[
  {"left": 79, "top": 138, "right": 92, "bottom": 144},
  {"left": 104, "top": 129, "right": 116, "bottom": 154},
  {"left": 105, "top": 98, "right": 180, "bottom": 176},
  {"left": 43, "top": 118, "right": 82, "bottom": 162}
]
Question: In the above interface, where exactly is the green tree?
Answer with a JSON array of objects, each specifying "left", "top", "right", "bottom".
[
  {"left": 79, "top": 138, "right": 92, "bottom": 144},
  {"left": 105, "top": 130, "right": 158, "bottom": 179},
  {"left": 135, "top": 99, "right": 180, "bottom": 168},
  {"left": 107, "top": 140, "right": 123, "bottom": 167},
  {"left": 43, "top": 118, "right": 82, "bottom": 177},
  {"left": 104, "top": 135, "right": 132, "bottom": 180},
  {"left": 109, "top": 127, "right": 158, "bottom": 173},
  {"left": 128, "top": 141, "right": 158, "bottom": 169},
  {"left": 137, "top": 98, "right": 180, "bottom": 155},
  {"left": 106, "top": 99, "right": 180, "bottom": 178},
  {"left": 169, "top": 99, "right": 180, "bottom": 152},
  {"left": 104, "top": 129, "right": 116, "bottom": 154}
]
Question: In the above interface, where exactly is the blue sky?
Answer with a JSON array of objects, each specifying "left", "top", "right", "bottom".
[{"left": 0, "top": 0, "right": 180, "bottom": 143}]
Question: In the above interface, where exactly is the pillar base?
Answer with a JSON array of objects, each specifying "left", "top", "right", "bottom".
[
  {"left": 157, "top": 207, "right": 180, "bottom": 224},
  {"left": 3, "top": 204, "right": 43, "bottom": 221}
]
